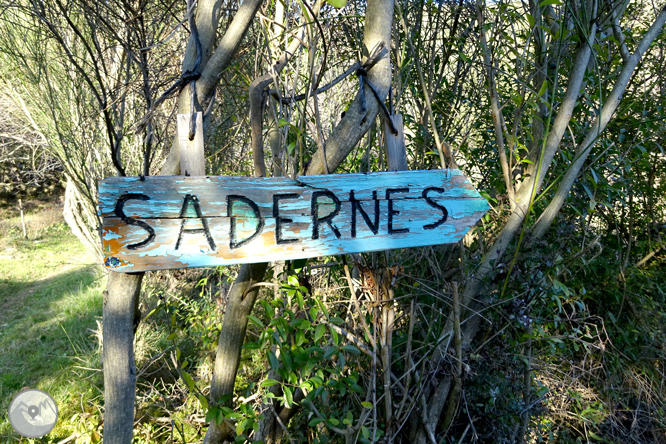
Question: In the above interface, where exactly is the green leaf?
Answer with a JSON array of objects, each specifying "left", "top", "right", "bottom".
[
  {"left": 315, "top": 297, "right": 330, "bottom": 319},
  {"left": 261, "top": 378, "right": 280, "bottom": 387},
  {"left": 206, "top": 407, "right": 219, "bottom": 423},
  {"left": 295, "top": 330, "right": 306, "bottom": 346},
  {"left": 284, "top": 386, "right": 294, "bottom": 408},
  {"left": 197, "top": 394, "right": 209, "bottom": 410},
  {"left": 143, "top": 306, "right": 162, "bottom": 321},
  {"left": 590, "top": 168, "right": 599, "bottom": 185},
  {"left": 309, "top": 305, "right": 319, "bottom": 319},
  {"left": 330, "top": 325, "right": 339, "bottom": 345},
  {"left": 361, "top": 401, "right": 373, "bottom": 409},
  {"left": 283, "top": 350, "right": 293, "bottom": 372},
  {"left": 323, "top": 346, "right": 338, "bottom": 360},
  {"left": 526, "top": 13, "right": 535, "bottom": 29},
  {"left": 539, "top": 0, "right": 562, "bottom": 5},
  {"left": 227, "top": 412, "right": 243, "bottom": 420},
  {"left": 309, "top": 417, "right": 324, "bottom": 426},
  {"left": 582, "top": 183, "right": 594, "bottom": 202},
  {"left": 325, "top": 0, "right": 347, "bottom": 8},
  {"left": 329, "top": 417, "right": 339, "bottom": 425},
  {"left": 167, "top": 332, "right": 178, "bottom": 341},
  {"left": 314, "top": 324, "right": 326, "bottom": 342},
  {"left": 268, "top": 351, "right": 280, "bottom": 370},
  {"left": 329, "top": 316, "right": 345, "bottom": 325},
  {"left": 537, "top": 80, "right": 548, "bottom": 97},
  {"left": 341, "top": 345, "right": 361, "bottom": 356},
  {"left": 247, "top": 315, "right": 264, "bottom": 328},
  {"left": 351, "top": 383, "right": 364, "bottom": 393},
  {"left": 181, "top": 371, "right": 195, "bottom": 391}
]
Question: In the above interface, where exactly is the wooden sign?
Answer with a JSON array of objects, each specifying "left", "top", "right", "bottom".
[{"left": 99, "top": 170, "right": 489, "bottom": 272}]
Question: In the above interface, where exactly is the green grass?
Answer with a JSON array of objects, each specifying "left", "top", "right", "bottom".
[{"left": 0, "top": 201, "right": 106, "bottom": 443}]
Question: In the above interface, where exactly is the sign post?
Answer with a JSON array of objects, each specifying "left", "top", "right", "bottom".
[{"left": 99, "top": 169, "right": 489, "bottom": 272}]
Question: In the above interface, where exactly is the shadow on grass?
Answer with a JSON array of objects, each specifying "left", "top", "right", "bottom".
[{"left": 0, "top": 265, "right": 106, "bottom": 442}]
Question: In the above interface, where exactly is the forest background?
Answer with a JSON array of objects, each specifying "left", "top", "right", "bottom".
[{"left": 0, "top": 0, "right": 665, "bottom": 442}]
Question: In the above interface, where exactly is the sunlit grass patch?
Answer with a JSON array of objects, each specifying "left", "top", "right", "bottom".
[{"left": 0, "top": 199, "right": 106, "bottom": 442}]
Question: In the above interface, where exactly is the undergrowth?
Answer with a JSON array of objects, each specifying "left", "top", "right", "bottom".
[{"left": 2, "top": 197, "right": 665, "bottom": 443}]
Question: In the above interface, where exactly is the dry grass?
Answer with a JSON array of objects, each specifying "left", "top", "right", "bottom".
[{"left": 0, "top": 197, "right": 64, "bottom": 248}]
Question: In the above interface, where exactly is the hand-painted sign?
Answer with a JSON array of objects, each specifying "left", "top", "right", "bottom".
[{"left": 99, "top": 170, "right": 489, "bottom": 272}]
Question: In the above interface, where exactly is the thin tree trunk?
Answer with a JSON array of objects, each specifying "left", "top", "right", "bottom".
[
  {"left": 413, "top": 10, "right": 601, "bottom": 443},
  {"left": 101, "top": 1, "right": 262, "bottom": 442},
  {"left": 305, "top": 0, "right": 394, "bottom": 176},
  {"left": 529, "top": 6, "right": 666, "bottom": 241},
  {"left": 102, "top": 272, "right": 142, "bottom": 444},
  {"left": 476, "top": 0, "right": 515, "bottom": 209},
  {"left": 225, "top": 1, "right": 395, "bottom": 442},
  {"left": 203, "top": 262, "right": 269, "bottom": 443},
  {"left": 160, "top": 0, "right": 264, "bottom": 175}
]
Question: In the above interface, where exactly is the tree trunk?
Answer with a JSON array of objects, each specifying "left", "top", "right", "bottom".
[
  {"left": 529, "top": 5, "right": 666, "bottom": 241},
  {"left": 101, "top": 1, "right": 262, "bottom": 442},
  {"left": 102, "top": 272, "right": 142, "bottom": 444},
  {"left": 412, "top": 7, "right": 599, "bottom": 443},
  {"left": 206, "top": 0, "right": 395, "bottom": 441}
]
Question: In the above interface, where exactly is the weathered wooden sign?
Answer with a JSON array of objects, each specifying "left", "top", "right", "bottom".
[{"left": 99, "top": 170, "right": 489, "bottom": 272}]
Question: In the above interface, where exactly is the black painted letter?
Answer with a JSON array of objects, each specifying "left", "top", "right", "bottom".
[
  {"left": 273, "top": 193, "right": 299, "bottom": 244},
  {"left": 350, "top": 190, "right": 379, "bottom": 238},
  {"left": 422, "top": 187, "right": 448, "bottom": 230},
  {"left": 386, "top": 188, "right": 410, "bottom": 234},
  {"left": 175, "top": 195, "right": 216, "bottom": 251},
  {"left": 114, "top": 193, "right": 155, "bottom": 250},
  {"left": 311, "top": 191, "right": 341, "bottom": 240},
  {"left": 228, "top": 195, "right": 264, "bottom": 249}
]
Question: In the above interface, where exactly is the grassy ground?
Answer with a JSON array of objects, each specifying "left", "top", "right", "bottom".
[{"left": 0, "top": 199, "right": 105, "bottom": 443}]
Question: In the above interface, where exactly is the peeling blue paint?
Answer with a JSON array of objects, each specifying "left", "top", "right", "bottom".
[{"left": 99, "top": 169, "right": 490, "bottom": 271}]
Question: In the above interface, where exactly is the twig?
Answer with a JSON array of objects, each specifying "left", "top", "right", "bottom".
[
  {"left": 269, "top": 61, "right": 360, "bottom": 103},
  {"left": 325, "top": 322, "right": 375, "bottom": 359},
  {"left": 395, "top": 2, "right": 448, "bottom": 168},
  {"left": 268, "top": 403, "right": 296, "bottom": 443},
  {"left": 342, "top": 260, "right": 375, "bottom": 347},
  {"left": 442, "top": 282, "right": 463, "bottom": 432},
  {"left": 394, "top": 300, "right": 414, "bottom": 421}
]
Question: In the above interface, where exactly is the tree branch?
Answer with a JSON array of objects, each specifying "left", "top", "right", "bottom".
[
  {"left": 529, "top": 6, "right": 666, "bottom": 242},
  {"left": 304, "top": 0, "right": 394, "bottom": 175}
]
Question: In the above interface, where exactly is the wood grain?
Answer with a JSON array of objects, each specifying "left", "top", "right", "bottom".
[
  {"left": 99, "top": 169, "right": 489, "bottom": 271},
  {"left": 177, "top": 112, "right": 205, "bottom": 176},
  {"left": 385, "top": 114, "right": 407, "bottom": 171}
]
